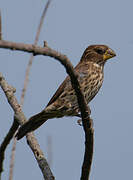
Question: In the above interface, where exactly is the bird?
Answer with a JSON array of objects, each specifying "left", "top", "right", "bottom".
[{"left": 16, "top": 45, "right": 116, "bottom": 140}]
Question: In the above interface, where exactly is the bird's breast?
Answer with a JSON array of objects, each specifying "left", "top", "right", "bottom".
[
  {"left": 79, "top": 64, "right": 104, "bottom": 103},
  {"left": 56, "top": 63, "right": 104, "bottom": 115}
]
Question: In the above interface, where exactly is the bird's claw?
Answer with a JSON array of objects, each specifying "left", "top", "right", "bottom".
[{"left": 77, "top": 119, "right": 82, "bottom": 126}]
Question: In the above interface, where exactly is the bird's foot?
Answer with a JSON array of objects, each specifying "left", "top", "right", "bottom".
[{"left": 77, "top": 119, "right": 82, "bottom": 126}]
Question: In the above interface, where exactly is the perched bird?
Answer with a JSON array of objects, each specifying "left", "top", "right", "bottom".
[{"left": 16, "top": 45, "right": 116, "bottom": 140}]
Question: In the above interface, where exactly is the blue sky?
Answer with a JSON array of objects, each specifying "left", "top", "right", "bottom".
[{"left": 0, "top": 0, "right": 133, "bottom": 179}]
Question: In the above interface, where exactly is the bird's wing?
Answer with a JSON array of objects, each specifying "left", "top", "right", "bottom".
[
  {"left": 46, "top": 76, "right": 69, "bottom": 107},
  {"left": 46, "top": 61, "right": 86, "bottom": 107}
]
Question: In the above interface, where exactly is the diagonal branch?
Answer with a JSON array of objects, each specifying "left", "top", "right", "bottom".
[
  {"left": 9, "top": 1, "right": 52, "bottom": 179},
  {"left": 0, "top": 73, "right": 54, "bottom": 180},
  {"left": 20, "top": 0, "right": 51, "bottom": 106},
  {"left": 0, "top": 39, "right": 94, "bottom": 179},
  {"left": 9, "top": 130, "right": 17, "bottom": 180}
]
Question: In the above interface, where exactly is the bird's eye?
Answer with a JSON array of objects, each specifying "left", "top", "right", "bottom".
[{"left": 95, "top": 49, "right": 104, "bottom": 55}]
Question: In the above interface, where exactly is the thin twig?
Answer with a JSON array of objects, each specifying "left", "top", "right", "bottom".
[
  {"left": 9, "top": 1, "right": 52, "bottom": 179},
  {"left": 9, "top": 137, "right": 17, "bottom": 180},
  {"left": 20, "top": 0, "right": 51, "bottom": 106},
  {"left": 47, "top": 136, "right": 53, "bottom": 167},
  {"left": 8, "top": 136, "right": 17, "bottom": 180},
  {"left": 0, "top": 73, "right": 54, "bottom": 180}
]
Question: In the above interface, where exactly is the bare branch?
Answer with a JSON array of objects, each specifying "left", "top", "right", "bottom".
[
  {"left": 0, "top": 40, "right": 68, "bottom": 59},
  {"left": 0, "top": 73, "right": 54, "bottom": 180},
  {"left": 9, "top": 1, "right": 52, "bottom": 179},
  {"left": 0, "top": 39, "right": 94, "bottom": 179},
  {"left": 9, "top": 136, "right": 17, "bottom": 180},
  {"left": 34, "top": 0, "right": 51, "bottom": 45},
  {"left": 47, "top": 136, "right": 53, "bottom": 167},
  {"left": 80, "top": 118, "right": 94, "bottom": 180},
  {"left": 20, "top": 0, "right": 51, "bottom": 106}
]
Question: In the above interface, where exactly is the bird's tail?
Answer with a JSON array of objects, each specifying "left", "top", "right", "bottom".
[{"left": 16, "top": 111, "right": 50, "bottom": 140}]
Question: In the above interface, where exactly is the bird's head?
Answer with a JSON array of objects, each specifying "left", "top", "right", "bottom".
[{"left": 80, "top": 45, "right": 116, "bottom": 66}]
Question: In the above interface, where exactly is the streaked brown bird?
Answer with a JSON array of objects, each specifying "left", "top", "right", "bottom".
[{"left": 16, "top": 45, "right": 116, "bottom": 140}]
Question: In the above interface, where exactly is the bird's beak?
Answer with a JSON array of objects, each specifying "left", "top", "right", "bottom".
[{"left": 103, "top": 48, "right": 116, "bottom": 61}]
